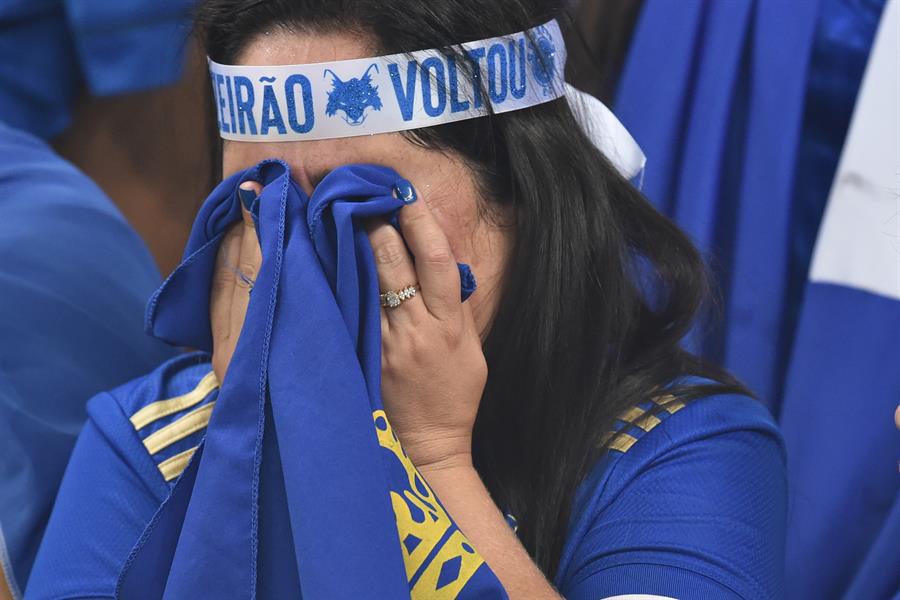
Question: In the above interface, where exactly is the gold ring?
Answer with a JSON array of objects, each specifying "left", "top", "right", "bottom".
[{"left": 380, "top": 284, "right": 419, "bottom": 308}]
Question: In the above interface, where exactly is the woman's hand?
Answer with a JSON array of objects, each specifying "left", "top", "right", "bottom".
[
  {"left": 367, "top": 180, "right": 487, "bottom": 473},
  {"left": 210, "top": 182, "right": 262, "bottom": 383},
  {"left": 206, "top": 178, "right": 557, "bottom": 598},
  {"left": 208, "top": 178, "right": 486, "bottom": 473},
  {"left": 370, "top": 191, "right": 562, "bottom": 598}
]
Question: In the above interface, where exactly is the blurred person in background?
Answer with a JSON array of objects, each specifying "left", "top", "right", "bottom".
[{"left": 0, "top": 0, "right": 213, "bottom": 595}]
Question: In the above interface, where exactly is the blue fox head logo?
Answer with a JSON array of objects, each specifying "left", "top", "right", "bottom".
[
  {"left": 324, "top": 64, "right": 383, "bottom": 126},
  {"left": 528, "top": 26, "right": 556, "bottom": 95}
]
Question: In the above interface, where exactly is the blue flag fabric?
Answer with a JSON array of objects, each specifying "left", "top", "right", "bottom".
[
  {"left": 615, "top": 0, "right": 887, "bottom": 413},
  {"left": 614, "top": 0, "right": 821, "bottom": 409},
  {"left": 117, "top": 160, "right": 504, "bottom": 599},
  {"left": 781, "top": 287, "right": 900, "bottom": 599},
  {"left": 779, "top": 0, "right": 900, "bottom": 596}
]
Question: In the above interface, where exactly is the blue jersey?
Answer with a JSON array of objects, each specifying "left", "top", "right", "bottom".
[
  {"left": 27, "top": 352, "right": 786, "bottom": 599},
  {"left": 0, "top": 123, "right": 176, "bottom": 597}
]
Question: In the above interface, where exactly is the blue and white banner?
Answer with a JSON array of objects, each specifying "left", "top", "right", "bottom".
[
  {"left": 780, "top": 0, "right": 899, "bottom": 597},
  {"left": 209, "top": 20, "right": 566, "bottom": 142}
]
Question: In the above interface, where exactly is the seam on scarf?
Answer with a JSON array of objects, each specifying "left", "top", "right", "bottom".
[
  {"left": 115, "top": 441, "right": 206, "bottom": 599},
  {"left": 144, "top": 231, "right": 227, "bottom": 335},
  {"left": 307, "top": 193, "right": 397, "bottom": 240},
  {"left": 248, "top": 165, "right": 290, "bottom": 598},
  {"left": 308, "top": 192, "right": 330, "bottom": 239}
]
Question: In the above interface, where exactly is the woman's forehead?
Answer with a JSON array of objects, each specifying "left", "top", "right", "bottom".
[{"left": 237, "top": 29, "right": 376, "bottom": 68}]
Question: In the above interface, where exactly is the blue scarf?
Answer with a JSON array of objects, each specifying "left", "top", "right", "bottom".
[{"left": 117, "top": 160, "right": 505, "bottom": 599}]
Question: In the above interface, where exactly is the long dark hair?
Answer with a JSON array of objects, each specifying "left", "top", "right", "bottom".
[{"left": 194, "top": 0, "right": 748, "bottom": 580}]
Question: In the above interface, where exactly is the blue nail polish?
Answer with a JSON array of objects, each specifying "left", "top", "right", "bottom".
[
  {"left": 238, "top": 187, "right": 257, "bottom": 210},
  {"left": 393, "top": 178, "right": 417, "bottom": 204},
  {"left": 459, "top": 263, "right": 477, "bottom": 302}
]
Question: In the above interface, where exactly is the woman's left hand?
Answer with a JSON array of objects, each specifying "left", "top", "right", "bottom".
[{"left": 366, "top": 180, "right": 487, "bottom": 473}]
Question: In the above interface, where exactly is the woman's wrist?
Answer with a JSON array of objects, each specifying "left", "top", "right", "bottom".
[
  {"left": 414, "top": 451, "right": 563, "bottom": 600},
  {"left": 416, "top": 454, "right": 475, "bottom": 480},
  {"left": 404, "top": 431, "right": 474, "bottom": 474}
]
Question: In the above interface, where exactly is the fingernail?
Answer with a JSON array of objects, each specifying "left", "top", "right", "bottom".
[
  {"left": 238, "top": 186, "right": 257, "bottom": 210},
  {"left": 393, "top": 178, "right": 417, "bottom": 204}
]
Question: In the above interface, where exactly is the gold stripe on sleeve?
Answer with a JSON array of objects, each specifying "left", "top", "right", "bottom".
[
  {"left": 619, "top": 406, "right": 663, "bottom": 432},
  {"left": 654, "top": 394, "right": 686, "bottom": 414},
  {"left": 607, "top": 432, "right": 638, "bottom": 453},
  {"left": 633, "top": 412, "right": 662, "bottom": 432},
  {"left": 619, "top": 406, "right": 645, "bottom": 423},
  {"left": 143, "top": 402, "right": 216, "bottom": 455},
  {"left": 158, "top": 446, "right": 199, "bottom": 482},
  {"left": 130, "top": 371, "right": 219, "bottom": 431},
  {"left": 600, "top": 394, "right": 690, "bottom": 452}
]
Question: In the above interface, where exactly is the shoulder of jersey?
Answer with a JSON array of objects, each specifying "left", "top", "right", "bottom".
[
  {"left": 599, "top": 393, "right": 688, "bottom": 454},
  {"left": 99, "top": 351, "right": 219, "bottom": 485},
  {"left": 598, "top": 378, "right": 775, "bottom": 457}
]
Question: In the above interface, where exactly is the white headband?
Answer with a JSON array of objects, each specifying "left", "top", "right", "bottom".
[{"left": 208, "top": 19, "right": 646, "bottom": 181}]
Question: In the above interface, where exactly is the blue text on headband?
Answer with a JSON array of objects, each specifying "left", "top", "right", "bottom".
[{"left": 208, "top": 19, "right": 646, "bottom": 181}]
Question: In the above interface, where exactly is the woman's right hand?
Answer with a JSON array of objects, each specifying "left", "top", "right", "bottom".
[{"left": 210, "top": 181, "right": 263, "bottom": 383}]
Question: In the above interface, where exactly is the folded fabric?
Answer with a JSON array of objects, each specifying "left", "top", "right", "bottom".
[{"left": 117, "top": 160, "right": 504, "bottom": 599}]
